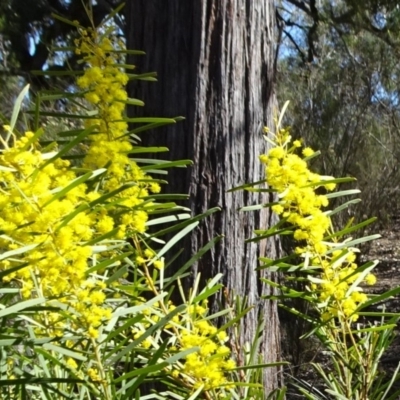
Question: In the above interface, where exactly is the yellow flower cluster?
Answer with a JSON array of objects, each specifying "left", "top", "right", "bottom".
[
  {"left": 260, "top": 130, "right": 333, "bottom": 255},
  {"left": 260, "top": 128, "right": 376, "bottom": 321},
  {"left": 75, "top": 26, "right": 160, "bottom": 231},
  {"left": 75, "top": 28, "right": 128, "bottom": 139},
  {"left": 136, "top": 248, "right": 164, "bottom": 270},
  {"left": 0, "top": 26, "right": 165, "bottom": 337},
  {"left": 0, "top": 130, "right": 110, "bottom": 335},
  {"left": 172, "top": 303, "right": 235, "bottom": 391},
  {"left": 132, "top": 300, "right": 235, "bottom": 391},
  {"left": 317, "top": 249, "right": 375, "bottom": 320}
]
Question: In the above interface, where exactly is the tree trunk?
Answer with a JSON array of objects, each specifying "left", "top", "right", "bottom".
[{"left": 125, "top": 0, "right": 282, "bottom": 392}]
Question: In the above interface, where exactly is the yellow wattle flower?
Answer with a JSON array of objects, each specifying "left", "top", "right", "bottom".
[{"left": 260, "top": 128, "right": 376, "bottom": 321}]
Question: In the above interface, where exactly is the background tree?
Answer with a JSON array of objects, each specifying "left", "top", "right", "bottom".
[
  {"left": 124, "top": 0, "right": 283, "bottom": 392},
  {"left": 0, "top": 0, "right": 121, "bottom": 90},
  {"left": 276, "top": 0, "right": 400, "bottom": 228}
]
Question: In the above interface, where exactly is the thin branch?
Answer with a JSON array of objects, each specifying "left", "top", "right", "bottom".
[
  {"left": 276, "top": 9, "right": 308, "bottom": 64},
  {"left": 0, "top": 68, "right": 30, "bottom": 78},
  {"left": 285, "top": 0, "right": 311, "bottom": 16},
  {"left": 283, "top": 29, "right": 308, "bottom": 64}
]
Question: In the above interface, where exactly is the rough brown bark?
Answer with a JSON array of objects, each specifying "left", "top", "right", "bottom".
[{"left": 125, "top": 0, "right": 282, "bottom": 392}]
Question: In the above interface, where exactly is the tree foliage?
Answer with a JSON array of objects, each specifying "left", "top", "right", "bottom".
[
  {"left": 277, "top": 0, "right": 400, "bottom": 226},
  {"left": 0, "top": 0, "right": 121, "bottom": 88}
]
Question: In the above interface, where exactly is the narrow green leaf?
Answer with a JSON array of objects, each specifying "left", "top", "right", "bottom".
[
  {"left": 192, "top": 284, "right": 224, "bottom": 303},
  {"left": 325, "top": 189, "right": 361, "bottom": 199},
  {"left": 358, "top": 286, "right": 400, "bottom": 310},
  {"left": 303, "top": 176, "right": 357, "bottom": 188},
  {"left": 0, "top": 165, "right": 16, "bottom": 172},
  {"left": 112, "top": 49, "right": 146, "bottom": 55},
  {"left": 0, "top": 298, "right": 46, "bottom": 318},
  {"left": 378, "top": 362, "right": 400, "bottom": 400},
  {"left": 39, "top": 92, "right": 84, "bottom": 101},
  {"left": 10, "top": 85, "right": 30, "bottom": 131},
  {"left": 154, "top": 222, "right": 199, "bottom": 260},
  {"left": 345, "top": 261, "right": 377, "bottom": 296},
  {"left": 56, "top": 203, "right": 90, "bottom": 232},
  {"left": 31, "top": 95, "right": 39, "bottom": 127},
  {"left": 262, "top": 278, "right": 314, "bottom": 301},
  {"left": 42, "top": 344, "right": 87, "bottom": 361},
  {"left": 104, "top": 264, "right": 129, "bottom": 285},
  {"left": 127, "top": 147, "right": 169, "bottom": 154},
  {"left": 0, "top": 288, "right": 19, "bottom": 294},
  {"left": 231, "top": 362, "right": 289, "bottom": 371},
  {"left": 228, "top": 179, "right": 269, "bottom": 192},
  {"left": 20, "top": 128, "right": 46, "bottom": 151},
  {"left": 133, "top": 157, "right": 176, "bottom": 166},
  {"left": 164, "top": 236, "right": 222, "bottom": 289},
  {"left": 28, "top": 111, "right": 95, "bottom": 119},
  {"left": 139, "top": 168, "right": 167, "bottom": 175},
  {"left": 86, "top": 252, "right": 132, "bottom": 274},
  {"left": 351, "top": 324, "right": 396, "bottom": 334},
  {"left": 324, "top": 217, "right": 377, "bottom": 240},
  {"left": 141, "top": 194, "right": 189, "bottom": 201},
  {"left": 38, "top": 126, "right": 95, "bottom": 171},
  {"left": 31, "top": 70, "right": 83, "bottom": 76},
  {"left": 103, "top": 315, "right": 144, "bottom": 342},
  {"left": 324, "top": 234, "right": 381, "bottom": 254},
  {"left": 117, "top": 340, "right": 171, "bottom": 396},
  {"left": 326, "top": 198, "right": 361, "bottom": 216},
  {"left": 51, "top": 46, "right": 75, "bottom": 52},
  {"left": 201, "top": 308, "right": 231, "bottom": 322},
  {"left": 126, "top": 72, "right": 157, "bottom": 81},
  {"left": 118, "top": 98, "right": 145, "bottom": 106},
  {"left": 303, "top": 150, "right": 321, "bottom": 161},
  {"left": 240, "top": 204, "right": 266, "bottom": 212},
  {"left": 218, "top": 307, "right": 253, "bottom": 332},
  {"left": 112, "top": 293, "right": 167, "bottom": 318},
  {"left": 88, "top": 183, "right": 137, "bottom": 207},
  {"left": 147, "top": 203, "right": 186, "bottom": 214},
  {"left": 128, "top": 121, "right": 176, "bottom": 135},
  {"left": 150, "top": 207, "right": 220, "bottom": 238},
  {"left": 42, "top": 171, "right": 95, "bottom": 207},
  {"left": 0, "top": 262, "right": 30, "bottom": 280},
  {"left": 123, "top": 117, "right": 176, "bottom": 124},
  {"left": 358, "top": 311, "right": 400, "bottom": 317},
  {"left": 279, "top": 304, "right": 319, "bottom": 325},
  {"left": 108, "top": 305, "right": 185, "bottom": 363},
  {"left": 146, "top": 213, "right": 191, "bottom": 226},
  {"left": 140, "top": 160, "right": 193, "bottom": 170},
  {"left": 185, "top": 386, "right": 204, "bottom": 400},
  {"left": 277, "top": 100, "right": 290, "bottom": 129},
  {"left": 0, "top": 377, "right": 84, "bottom": 385},
  {"left": 246, "top": 228, "right": 294, "bottom": 243},
  {"left": 56, "top": 128, "right": 89, "bottom": 138},
  {"left": 84, "top": 227, "right": 120, "bottom": 246},
  {"left": 51, "top": 13, "right": 80, "bottom": 27},
  {"left": 324, "top": 390, "right": 353, "bottom": 400},
  {"left": 165, "top": 348, "right": 199, "bottom": 364},
  {"left": 268, "top": 387, "right": 288, "bottom": 400},
  {"left": 99, "top": 2, "right": 125, "bottom": 26},
  {"left": 0, "top": 244, "right": 38, "bottom": 261}
]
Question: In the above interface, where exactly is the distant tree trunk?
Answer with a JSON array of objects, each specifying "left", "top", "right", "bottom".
[{"left": 125, "top": 0, "right": 282, "bottom": 392}]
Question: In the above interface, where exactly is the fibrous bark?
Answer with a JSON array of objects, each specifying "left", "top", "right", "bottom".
[{"left": 125, "top": 0, "right": 282, "bottom": 391}]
